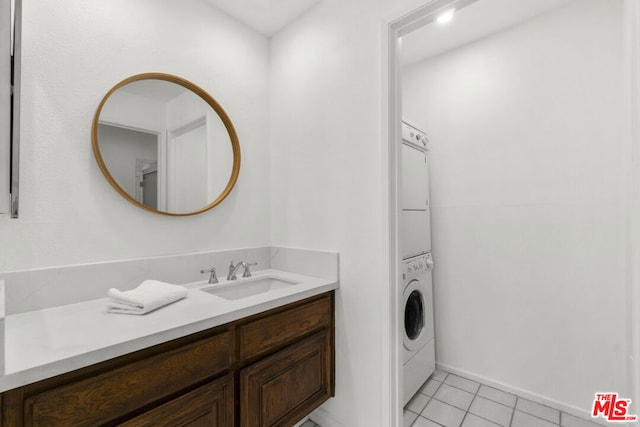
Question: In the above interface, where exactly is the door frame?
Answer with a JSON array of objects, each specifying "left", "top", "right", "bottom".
[
  {"left": 381, "top": 1, "right": 640, "bottom": 425},
  {"left": 166, "top": 115, "right": 207, "bottom": 212},
  {"left": 98, "top": 121, "right": 165, "bottom": 210},
  {"left": 623, "top": 0, "right": 640, "bottom": 412},
  {"left": 134, "top": 158, "right": 157, "bottom": 205}
]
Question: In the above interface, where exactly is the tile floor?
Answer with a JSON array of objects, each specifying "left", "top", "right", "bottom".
[
  {"left": 404, "top": 370, "right": 602, "bottom": 427},
  {"left": 299, "top": 419, "right": 321, "bottom": 427}
]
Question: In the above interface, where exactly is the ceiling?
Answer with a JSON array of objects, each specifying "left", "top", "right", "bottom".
[
  {"left": 401, "top": 0, "right": 576, "bottom": 66},
  {"left": 205, "top": 0, "right": 322, "bottom": 36},
  {"left": 120, "top": 80, "right": 187, "bottom": 104}
]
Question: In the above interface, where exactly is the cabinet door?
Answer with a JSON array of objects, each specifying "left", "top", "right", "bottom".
[
  {"left": 19, "top": 331, "right": 231, "bottom": 426},
  {"left": 238, "top": 295, "right": 332, "bottom": 361},
  {"left": 240, "top": 331, "right": 332, "bottom": 427},
  {"left": 119, "top": 374, "right": 234, "bottom": 427}
]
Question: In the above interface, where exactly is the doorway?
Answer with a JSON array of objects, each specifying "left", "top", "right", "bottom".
[
  {"left": 135, "top": 159, "right": 158, "bottom": 209},
  {"left": 384, "top": 1, "right": 640, "bottom": 426}
]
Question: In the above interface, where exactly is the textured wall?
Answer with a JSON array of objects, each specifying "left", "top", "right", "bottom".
[
  {"left": 269, "top": 0, "right": 419, "bottom": 425},
  {"left": 1, "top": 0, "right": 270, "bottom": 271}
]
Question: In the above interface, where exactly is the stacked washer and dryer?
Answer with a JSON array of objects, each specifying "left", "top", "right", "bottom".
[{"left": 400, "top": 121, "right": 436, "bottom": 406}]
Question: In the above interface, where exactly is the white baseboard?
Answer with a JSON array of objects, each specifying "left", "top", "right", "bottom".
[{"left": 436, "top": 362, "right": 618, "bottom": 427}]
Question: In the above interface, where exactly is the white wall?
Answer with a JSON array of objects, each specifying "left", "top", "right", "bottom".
[
  {"left": 269, "top": 0, "right": 421, "bottom": 425},
  {"left": 3, "top": 1, "right": 410, "bottom": 423},
  {"left": 99, "top": 89, "right": 166, "bottom": 133},
  {"left": 403, "top": 0, "right": 626, "bottom": 413},
  {"left": 166, "top": 89, "right": 209, "bottom": 131},
  {"left": 0, "top": 0, "right": 270, "bottom": 271},
  {"left": 3, "top": 0, "right": 631, "bottom": 424}
]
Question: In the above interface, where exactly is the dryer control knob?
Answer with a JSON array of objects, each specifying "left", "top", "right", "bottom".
[{"left": 425, "top": 255, "right": 434, "bottom": 270}]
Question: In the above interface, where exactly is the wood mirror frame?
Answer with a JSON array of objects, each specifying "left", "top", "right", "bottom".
[{"left": 91, "top": 72, "right": 241, "bottom": 216}]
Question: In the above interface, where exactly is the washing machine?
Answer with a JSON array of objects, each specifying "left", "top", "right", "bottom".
[{"left": 402, "top": 252, "right": 435, "bottom": 406}]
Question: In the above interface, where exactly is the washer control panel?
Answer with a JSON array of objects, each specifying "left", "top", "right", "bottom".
[
  {"left": 402, "top": 122, "right": 428, "bottom": 150},
  {"left": 403, "top": 253, "right": 433, "bottom": 281}
]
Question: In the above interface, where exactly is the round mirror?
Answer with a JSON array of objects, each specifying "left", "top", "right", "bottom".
[{"left": 91, "top": 73, "right": 241, "bottom": 216}]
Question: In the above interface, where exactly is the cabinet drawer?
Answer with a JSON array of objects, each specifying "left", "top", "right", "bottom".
[
  {"left": 22, "top": 331, "right": 231, "bottom": 427},
  {"left": 119, "top": 374, "right": 234, "bottom": 427},
  {"left": 240, "top": 331, "right": 332, "bottom": 427},
  {"left": 238, "top": 295, "right": 331, "bottom": 361}
]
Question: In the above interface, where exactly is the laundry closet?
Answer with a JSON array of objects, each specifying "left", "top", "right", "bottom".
[
  {"left": 400, "top": 121, "right": 435, "bottom": 405},
  {"left": 398, "top": 0, "right": 628, "bottom": 416}
]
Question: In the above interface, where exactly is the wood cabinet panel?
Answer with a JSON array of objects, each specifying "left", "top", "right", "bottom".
[
  {"left": 119, "top": 374, "right": 234, "bottom": 427},
  {"left": 22, "top": 331, "right": 231, "bottom": 427},
  {"left": 240, "top": 331, "right": 332, "bottom": 427},
  {"left": 238, "top": 295, "right": 331, "bottom": 361},
  {"left": 1, "top": 291, "right": 335, "bottom": 427}
]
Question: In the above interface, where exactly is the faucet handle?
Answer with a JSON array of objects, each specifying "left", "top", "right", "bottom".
[
  {"left": 242, "top": 262, "right": 258, "bottom": 278},
  {"left": 200, "top": 267, "right": 218, "bottom": 284}
]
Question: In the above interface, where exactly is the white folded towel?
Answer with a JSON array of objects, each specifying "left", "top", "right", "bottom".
[{"left": 107, "top": 280, "right": 188, "bottom": 315}]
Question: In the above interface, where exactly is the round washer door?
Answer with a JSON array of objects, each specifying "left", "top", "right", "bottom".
[{"left": 403, "top": 279, "right": 429, "bottom": 351}]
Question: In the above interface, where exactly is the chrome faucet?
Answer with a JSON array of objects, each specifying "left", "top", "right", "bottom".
[
  {"left": 227, "top": 261, "right": 258, "bottom": 280},
  {"left": 200, "top": 267, "right": 219, "bottom": 284}
]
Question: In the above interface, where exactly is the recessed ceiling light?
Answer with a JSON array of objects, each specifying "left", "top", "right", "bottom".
[{"left": 436, "top": 8, "right": 455, "bottom": 25}]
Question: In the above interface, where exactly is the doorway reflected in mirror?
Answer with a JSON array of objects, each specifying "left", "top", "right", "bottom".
[{"left": 92, "top": 73, "right": 240, "bottom": 216}]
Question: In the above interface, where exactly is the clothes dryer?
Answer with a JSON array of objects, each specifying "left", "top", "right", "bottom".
[{"left": 401, "top": 121, "right": 431, "bottom": 259}]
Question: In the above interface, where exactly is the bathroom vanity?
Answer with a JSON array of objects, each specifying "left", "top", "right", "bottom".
[{"left": 0, "top": 265, "right": 337, "bottom": 427}]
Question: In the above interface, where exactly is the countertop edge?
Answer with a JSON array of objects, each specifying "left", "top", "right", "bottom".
[{"left": 0, "top": 274, "right": 338, "bottom": 393}]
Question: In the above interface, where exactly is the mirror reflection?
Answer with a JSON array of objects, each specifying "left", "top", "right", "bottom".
[{"left": 92, "top": 74, "right": 240, "bottom": 216}]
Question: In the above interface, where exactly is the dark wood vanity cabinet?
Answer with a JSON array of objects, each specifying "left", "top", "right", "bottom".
[
  {"left": 120, "top": 375, "right": 235, "bottom": 427},
  {"left": 2, "top": 329, "right": 234, "bottom": 426},
  {"left": 236, "top": 295, "right": 334, "bottom": 427},
  {"left": 240, "top": 331, "right": 332, "bottom": 427},
  {"left": 1, "top": 291, "right": 335, "bottom": 427}
]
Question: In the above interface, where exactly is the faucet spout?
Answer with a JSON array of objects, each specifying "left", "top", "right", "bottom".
[
  {"left": 227, "top": 261, "right": 258, "bottom": 280},
  {"left": 227, "top": 261, "right": 245, "bottom": 281}
]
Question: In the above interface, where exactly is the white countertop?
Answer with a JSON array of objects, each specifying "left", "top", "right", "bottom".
[{"left": 0, "top": 269, "right": 338, "bottom": 392}]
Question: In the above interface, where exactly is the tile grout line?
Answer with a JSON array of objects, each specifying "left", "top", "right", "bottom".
[
  {"left": 458, "top": 379, "right": 482, "bottom": 427},
  {"left": 407, "top": 381, "right": 437, "bottom": 418},
  {"left": 463, "top": 384, "right": 508, "bottom": 427},
  {"left": 414, "top": 373, "right": 483, "bottom": 427},
  {"left": 474, "top": 391, "right": 516, "bottom": 410},
  {"left": 508, "top": 396, "right": 518, "bottom": 427},
  {"left": 408, "top": 370, "right": 588, "bottom": 427},
  {"left": 423, "top": 376, "right": 446, "bottom": 421},
  {"left": 443, "top": 375, "right": 561, "bottom": 427},
  {"left": 514, "top": 400, "right": 563, "bottom": 426},
  {"left": 411, "top": 373, "right": 448, "bottom": 427},
  {"left": 466, "top": 403, "right": 508, "bottom": 427}
]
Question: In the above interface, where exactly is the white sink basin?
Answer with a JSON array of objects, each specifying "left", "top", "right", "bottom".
[{"left": 201, "top": 276, "right": 300, "bottom": 300}]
